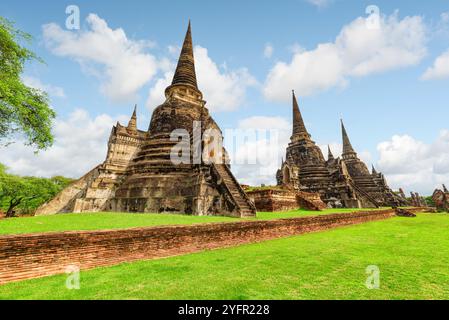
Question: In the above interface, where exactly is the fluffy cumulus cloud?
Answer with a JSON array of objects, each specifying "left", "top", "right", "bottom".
[
  {"left": 225, "top": 116, "right": 291, "bottom": 186},
  {"left": 42, "top": 14, "right": 158, "bottom": 102},
  {"left": 421, "top": 49, "right": 449, "bottom": 80},
  {"left": 264, "top": 12, "right": 427, "bottom": 101},
  {"left": 22, "top": 76, "right": 66, "bottom": 98},
  {"left": 147, "top": 46, "right": 257, "bottom": 112},
  {"left": 376, "top": 131, "right": 449, "bottom": 194},
  {"left": 0, "top": 110, "right": 129, "bottom": 178}
]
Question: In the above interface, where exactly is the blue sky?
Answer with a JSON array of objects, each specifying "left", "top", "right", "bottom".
[{"left": 1, "top": 0, "right": 449, "bottom": 194}]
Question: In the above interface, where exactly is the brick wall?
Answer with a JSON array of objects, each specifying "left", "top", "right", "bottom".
[{"left": 0, "top": 208, "right": 424, "bottom": 284}]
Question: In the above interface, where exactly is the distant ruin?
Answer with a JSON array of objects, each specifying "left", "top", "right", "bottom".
[{"left": 432, "top": 185, "right": 449, "bottom": 212}]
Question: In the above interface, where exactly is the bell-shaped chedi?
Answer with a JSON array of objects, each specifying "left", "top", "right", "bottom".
[
  {"left": 339, "top": 120, "right": 406, "bottom": 207},
  {"left": 277, "top": 91, "right": 330, "bottom": 193},
  {"left": 36, "top": 22, "right": 256, "bottom": 218}
]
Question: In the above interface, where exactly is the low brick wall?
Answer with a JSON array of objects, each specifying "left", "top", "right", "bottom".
[{"left": 0, "top": 208, "right": 424, "bottom": 284}]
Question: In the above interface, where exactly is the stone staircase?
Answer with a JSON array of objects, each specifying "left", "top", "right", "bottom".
[
  {"left": 213, "top": 164, "right": 256, "bottom": 217},
  {"left": 348, "top": 180, "right": 381, "bottom": 208},
  {"left": 296, "top": 191, "right": 327, "bottom": 211}
]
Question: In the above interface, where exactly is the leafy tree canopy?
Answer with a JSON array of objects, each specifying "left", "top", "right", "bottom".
[
  {"left": 0, "top": 16, "right": 55, "bottom": 150},
  {"left": 0, "top": 163, "right": 74, "bottom": 217}
]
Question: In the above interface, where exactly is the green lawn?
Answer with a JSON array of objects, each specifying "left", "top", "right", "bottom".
[
  {"left": 1, "top": 213, "right": 448, "bottom": 300},
  {"left": 0, "top": 208, "right": 371, "bottom": 236}
]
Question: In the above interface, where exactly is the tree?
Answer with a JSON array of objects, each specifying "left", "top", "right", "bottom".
[
  {"left": 0, "top": 16, "right": 55, "bottom": 150},
  {"left": 0, "top": 164, "right": 74, "bottom": 217},
  {"left": 0, "top": 175, "right": 36, "bottom": 217},
  {"left": 425, "top": 196, "right": 435, "bottom": 207}
]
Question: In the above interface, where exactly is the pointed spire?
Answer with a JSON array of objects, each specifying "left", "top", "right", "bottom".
[
  {"left": 171, "top": 20, "right": 198, "bottom": 89},
  {"left": 372, "top": 165, "right": 378, "bottom": 175},
  {"left": 127, "top": 104, "right": 137, "bottom": 131},
  {"left": 341, "top": 119, "right": 357, "bottom": 158},
  {"left": 292, "top": 90, "right": 310, "bottom": 139},
  {"left": 328, "top": 145, "right": 334, "bottom": 161}
]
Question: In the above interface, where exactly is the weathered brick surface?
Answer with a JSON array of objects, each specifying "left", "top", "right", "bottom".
[
  {"left": 247, "top": 189, "right": 326, "bottom": 212},
  {"left": 0, "top": 208, "right": 425, "bottom": 284},
  {"left": 247, "top": 189, "right": 298, "bottom": 212}
]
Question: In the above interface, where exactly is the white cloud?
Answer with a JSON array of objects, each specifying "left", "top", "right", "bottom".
[
  {"left": 147, "top": 71, "right": 173, "bottom": 109},
  {"left": 421, "top": 49, "right": 449, "bottom": 80},
  {"left": 42, "top": 14, "right": 158, "bottom": 102},
  {"left": 0, "top": 109, "right": 129, "bottom": 178},
  {"left": 288, "top": 43, "right": 305, "bottom": 54},
  {"left": 441, "top": 12, "right": 449, "bottom": 24},
  {"left": 22, "top": 76, "right": 65, "bottom": 98},
  {"left": 147, "top": 45, "right": 257, "bottom": 112},
  {"left": 264, "top": 12, "right": 427, "bottom": 102},
  {"left": 377, "top": 131, "right": 449, "bottom": 194},
  {"left": 306, "top": 0, "right": 332, "bottom": 8},
  {"left": 226, "top": 116, "right": 291, "bottom": 186},
  {"left": 263, "top": 43, "right": 274, "bottom": 58}
]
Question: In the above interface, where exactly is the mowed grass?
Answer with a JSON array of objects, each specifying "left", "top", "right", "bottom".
[
  {"left": 1, "top": 213, "right": 448, "bottom": 300},
  {"left": 0, "top": 208, "right": 372, "bottom": 236}
]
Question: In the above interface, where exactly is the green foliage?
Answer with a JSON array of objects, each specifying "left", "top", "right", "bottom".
[
  {"left": 0, "top": 164, "right": 73, "bottom": 216},
  {"left": 425, "top": 196, "right": 435, "bottom": 207},
  {"left": 0, "top": 16, "right": 55, "bottom": 150}
]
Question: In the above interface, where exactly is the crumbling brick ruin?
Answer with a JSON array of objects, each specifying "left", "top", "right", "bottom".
[
  {"left": 276, "top": 91, "right": 407, "bottom": 209},
  {"left": 36, "top": 23, "right": 256, "bottom": 218},
  {"left": 410, "top": 192, "right": 428, "bottom": 208},
  {"left": 432, "top": 185, "right": 449, "bottom": 212},
  {"left": 246, "top": 188, "right": 326, "bottom": 212}
]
